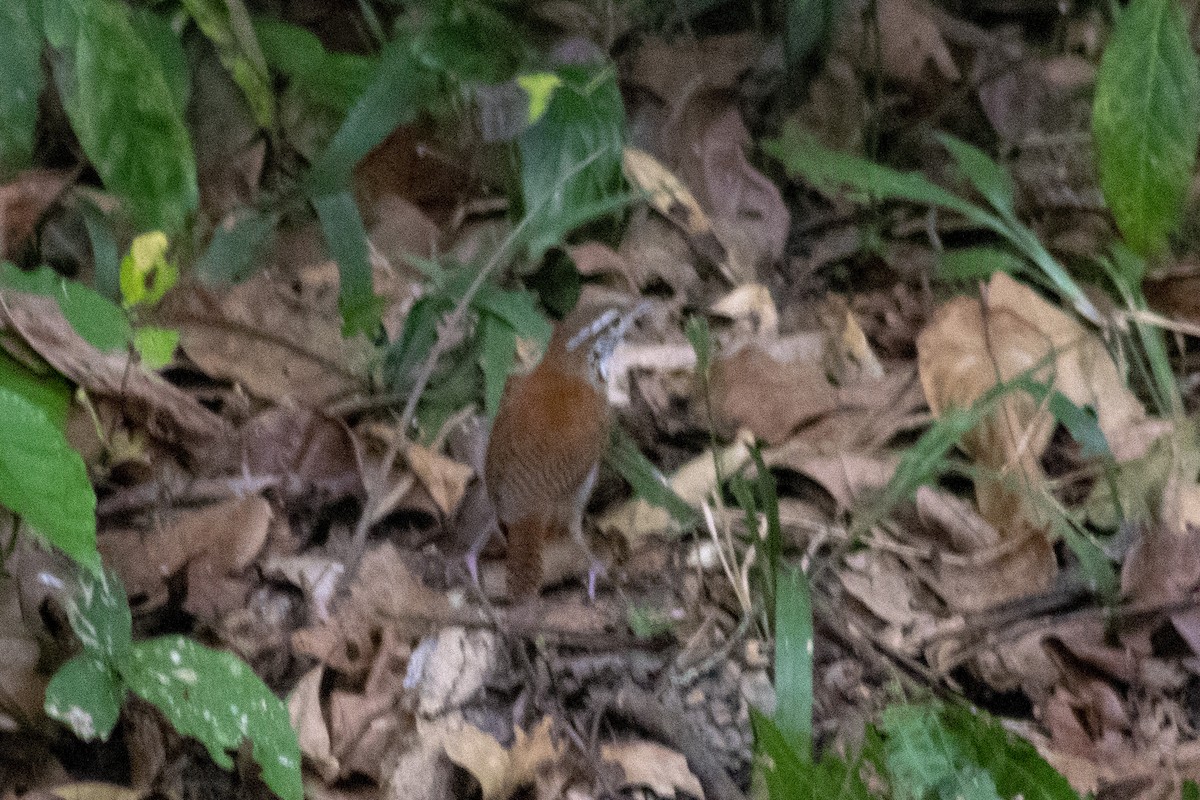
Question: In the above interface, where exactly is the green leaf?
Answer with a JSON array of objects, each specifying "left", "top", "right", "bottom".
[
  {"left": 606, "top": 428, "right": 697, "bottom": 527},
  {"left": 938, "top": 134, "right": 1017, "bottom": 220},
  {"left": 308, "top": 41, "right": 436, "bottom": 193},
  {"left": 686, "top": 315, "right": 713, "bottom": 377},
  {"left": 128, "top": 8, "right": 190, "bottom": 116},
  {"left": 0, "top": 262, "right": 132, "bottom": 352},
  {"left": 311, "top": 191, "right": 383, "bottom": 337},
  {"left": 0, "top": 347, "right": 72, "bottom": 430},
  {"left": 765, "top": 125, "right": 1100, "bottom": 324},
  {"left": 518, "top": 66, "right": 626, "bottom": 261},
  {"left": 125, "top": 636, "right": 302, "bottom": 800},
  {"left": 1183, "top": 779, "right": 1199, "bottom": 800},
  {"left": 414, "top": 2, "right": 526, "bottom": 84},
  {"left": 773, "top": 566, "right": 813, "bottom": 751},
  {"left": 0, "top": 388, "right": 99, "bottom": 574},
  {"left": 1093, "top": 0, "right": 1200, "bottom": 255},
  {"left": 937, "top": 247, "right": 1030, "bottom": 283},
  {"left": 65, "top": 571, "right": 132, "bottom": 663},
  {"left": 253, "top": 19, "right": 377, "bottom": 116},
  {"left": 79, "top": 198, "right": 122, "bottom": 299},
  {"left": 471, "top": 284, "right": 551, "bottom": 341},
  {"left": 0, "top": 1, "right": 45, "bottom": 176},
  {"left": 195, "top": 207, "right": 277, "bottom": 285},
  {"left": 44, "top": 654, "right": 124, "bottom": 741},
  {"left": 182, "top": 0, "right": 275, "bottom": 129},
  {"left": 880, "top": 702, "right": 1078, "bottom": 800},
  {"left": 43, "top": 0, "right": 198, "bottom": 233},
  {"left": 133, "top": 326, "right": 179, "bottom": 370},
  {"left": 479, "top": 313, "right": 517, "bottom": 418},
  {"left": 120, "top": 231, "right": 178, "bottom": 308},
  {"left": 751, "top": 709, "right": 872, "bottom": 800}
]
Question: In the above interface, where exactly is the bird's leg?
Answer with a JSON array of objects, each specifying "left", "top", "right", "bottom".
[
  {"left": 466, "top": 512, "right": 500, "bottom": 589},
  {"left": 570, "top": 465, "right": 606, "bottom": 602}
]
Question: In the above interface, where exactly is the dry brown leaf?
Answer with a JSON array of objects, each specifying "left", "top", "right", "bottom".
[
  {"left": 600, "top": 741, "right": 703, "bottom": 799},
  {"left": 289, "top": 665, "right": 339, "bottom": 782},
  {"left": 406, "top": 444, "right": 474, "bottom": 519},
  {"left": 0, "top": 573, "right": 47, "bottom": 731},
  {"left": 0, "top": 170, "right": 75, "bottom": 259},
  {"left": 164, "top": 272, "right": 370, "bottom": 407},
  {"left": 48, "top": 783, "right": 144, "bottom": 800},
  {"left": 710, "top": 283, "right": 779, "bottom": 336},
  {"left": 918, "top": 272, "right": 1158, "bottom": 545},
  {"left": 329, "top": 687, "right": 403, "bottom": 780},
  {"left": 627, "top": 33, "right": 761, "bottom": 101},
  {"left": 623, "top": 148, "right": 711, "bottom": 238},
  {"left": 877, "top": 0, "right": 960, "bottom": 87},
  {"left": 99, "top": 497, "right": 271, "bottom": 618},
  {"left": 0, "top": 292, "right": 232, "bottom": 447},
  {"left": 711, "top": 345, "right": 837, "bottom": 445},
  {"left": 431, "top": 715, "right": 562, "bottom": 800},
  {"left": 411, "top": 628, "right": 501, "bottom": 717},
  {"left": 598, "top": 429, "right": 754, "bottom": 542}
]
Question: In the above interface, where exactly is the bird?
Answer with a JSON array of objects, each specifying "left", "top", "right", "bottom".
[{"left": 481, "top": 300, "right": 648, "bottom": 602}]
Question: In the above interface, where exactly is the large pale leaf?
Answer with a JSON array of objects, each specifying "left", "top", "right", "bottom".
[
  {"left": 42, "top": 0, "right": 198, "bottom": 233},
  {"left": 1093, "top": 0, "right": 1200, "bottom": 255}
]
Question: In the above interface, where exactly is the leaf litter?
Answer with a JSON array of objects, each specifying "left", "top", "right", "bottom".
[{"left": 7, "top": 4, "right": 1200, "bottom": 800}]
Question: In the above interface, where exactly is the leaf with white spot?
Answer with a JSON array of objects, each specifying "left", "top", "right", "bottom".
[
  {"left": 124, "top": 636, "right": 302, "bottom": 800},
  {"left": 66, "top": 571, "right": 132, "bottom": 665},
  {"left": 44, "top": 653, "right": 124, "bottom": 740}
]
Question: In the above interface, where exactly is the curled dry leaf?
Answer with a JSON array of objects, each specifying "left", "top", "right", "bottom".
[
  {"left": 917, "top": 272, "right": 1157, "bottom": 540},
  {"left": 425, "top": 714, "right": 563, "bottom": 800},
  {"left": 0, "top": 169, "right": 76, "bottom": 260},
  {"left": 0, "top": 292, "right": 231, "bottom": 448},
  {"left": 622, "top": 148, "right": 712, "bottom": 238},
  {"left": 598, "top": 429, "right": 755, "bottom": 542},
  {"left": 711, "top": 344, "right": 837, "bottom": 446},
  {"left": 99, "top": 496, "right": 272, "bottom": 618},
  {"left": 163, "top": 271, "right": 371, "bottom": 407},
  {"left": 290, "top": 665, "right": 339, "bottom": 782},
  {"left": 600, "top": 741, "right": 703, "bottom": 799},
  {"left": 710, "top": 282, "right": 779, "bottom": 337},
  {"left": 406, "top": 444, "right": 474, "bottom": 519},
  {"left": 875, "top": 0, "right": 960, "bottom": 87}
]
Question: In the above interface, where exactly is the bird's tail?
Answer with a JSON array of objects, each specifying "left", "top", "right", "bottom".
[{"left": 504, "top": 516, "right": 552, "bottom": 601}]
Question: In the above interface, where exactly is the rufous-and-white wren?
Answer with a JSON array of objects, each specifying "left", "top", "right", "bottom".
[{"left": 484, "top": 302, "right": 646, "bottom": 601}]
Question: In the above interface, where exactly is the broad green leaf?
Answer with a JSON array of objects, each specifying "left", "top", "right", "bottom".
[
  {"left": 1093, "top": 0, "right": 1200, "bottom": 255},
  {"left": 413, "top": 2, "right": 526, "bottom": 84},
  {"left": 606, "top": 428, "right": 697, "bottom": 527},
  {"left": 182, "top": 0, "right": 275, "bottom": 129},
  {"left": 1183, "top": 780, "right": 1199, "bottom": 800},
  {"left": 133, "top": 326, "right": 179, "bottom": 370},
  {"left": 128, "top": 8, "right": 189, "bottom": 115},
  {"left": 751, "top": 709, "right": 873, "bottom": 800},
  {"left": 0, "top": 263, "right": 132, "bottom": 352},
  {"left": 479, "top": 313, "right": 517, "bottom": 417},
  {"left": 880, "top": 703, "right": 1078, "bottom": 800},
  {"left": 65, "top": 571, "right": 132, "bottom": 664},
  {"left": 253, "top": 19, "right": 377, "bottom": 116},
  {"left": 125, "top": 636, "right": 302, "bottom": 800},
  {"left": 43, "top": 0, "right": 198, "bottom": 233},
  {"left": 0, "top": 388, "right": 99, "bottom": 574},
  {"left": 773, "top": 566, "right": 813, "bottom": 751},
  {"left": 518, "top": 66, "right": 626, "bottom": 261},
  {"left": 120, "top": 231, "right": 177, "bottom": 308},
  {"left": 0, "top": 348, "right": 71, "bottom": 430},
  {"left": 44, "top": 654, "right": 124, "bottom": 741},
  {"left": 471, "top": 284, "right": 551, "bottom": 341},
  {"left": 0, "top": 1, "right": 44, "bottom": 176}
]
